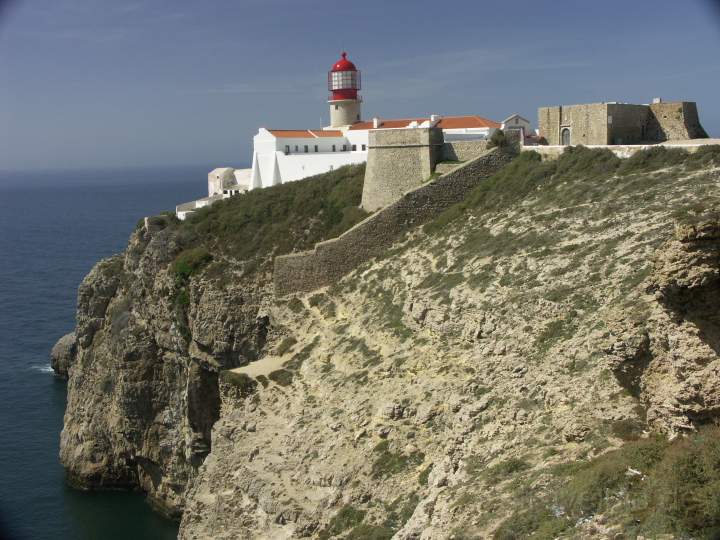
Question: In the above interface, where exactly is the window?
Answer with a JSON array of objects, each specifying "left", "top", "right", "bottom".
[
  {"left": 362, "top": 144, "right": 366, "bottom": 151},
  {"left": 304, "top": 145, "right": 308, "bottom": 153},
  {"left": 342, "top": 144, "right": 347, "bottom": 151},
  {"left": 351, "top": 144, "right": 357, "bottom": 151},
  {"left": 335, "top": 105, "right": 338, "bottom": 110},
  {"left": 284, "top": 145, "right": 290, "bottom": 154},
  {"left": 561, "top": 128, "right": 571, "bottom": 146},
  {"left": 295, "top": 145, "right": 299, "bottom": 152},
  {"left": 329, "top": 70, "right": 359, "bottom": 90},
  {"left": 332, "top": 144, "right": 336, "bottom": 152},
  {"left": 314, "top": 145, "right": 318, "bottom": 152}
]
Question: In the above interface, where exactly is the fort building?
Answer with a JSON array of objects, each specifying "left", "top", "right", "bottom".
[
  {"left": 538, "top": 99, "right": 708, "bottom": 146},
  {"left": 175, "top": 52, "right": 516, "bottom": 220}
]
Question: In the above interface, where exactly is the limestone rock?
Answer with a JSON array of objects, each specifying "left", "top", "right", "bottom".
[{"left": 50, "top": 332, "right": 77, "bottom": 378}]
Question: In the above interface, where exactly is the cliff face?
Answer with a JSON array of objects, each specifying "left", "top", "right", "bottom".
[
  {"left": 178, "top": 147, "right": 720, "bottom": 539},
  {"left": 59, "top": 223, "right": 270, "bottom": 516},
  {"left": 57, "top": 164, "right": 367, "bottom": 517},
  {"left": 58, "top": 148, "right": 720, "bottom": 538}
]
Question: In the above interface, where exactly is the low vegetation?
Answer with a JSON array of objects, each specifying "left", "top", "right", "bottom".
[
  {"left": 496, "top": 426, "right": 720, "bottom": 539},
  {"left": 177, "top": 164, "right": 367, "bottom": 268},
  {"left": 371, "top": 440, "right": 425, "bottom": 479},
  {"left": 424, "top": 145, "right": 720, "bottom": 235}
]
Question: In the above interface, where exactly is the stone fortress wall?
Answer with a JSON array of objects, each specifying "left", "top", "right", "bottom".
[
  {"left": 646, "top": 101, "right": 708, "bottom": 141},
  {"left": 539, "top": 101, "right": 708, "bottom": 146},
  {"left": 274, "top": 148, "right": 515, "bottom": 295},
  {"left": 442, "top": 140, "right": 490, "bottom": 161},
  {"left": 360, "top": 127, "right": 444, "bottom": 211}
]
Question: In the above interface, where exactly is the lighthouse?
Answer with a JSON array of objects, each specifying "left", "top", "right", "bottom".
[{"left": 328, "top": 52, "right": 362, "bottom": 128}]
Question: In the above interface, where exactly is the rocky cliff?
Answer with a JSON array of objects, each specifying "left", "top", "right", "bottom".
[
  {"left": 58, "top": 147, "right": 720, "bottom": 538},
  {"left": 56, "top": 165, "right": 367, "bottom": 517}
]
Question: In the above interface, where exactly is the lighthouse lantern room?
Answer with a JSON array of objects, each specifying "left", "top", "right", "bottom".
[{"left": 327, "top": 52, "right": 362, "bottom": 128}]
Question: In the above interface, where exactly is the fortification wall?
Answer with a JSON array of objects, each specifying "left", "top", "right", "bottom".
[
  {"left": 607, "top": 104, "right": 649, "bottom": 144},
  {"left": 274, "top": 149, "right": 515, "bottom": 295},
  {"left": 538, "top": 107, "right": 561, "bottom": 145},
  {"left": 540, "top": 101, "right": 708, "bottom": 146},
  {"left": 647, "top": 102, "right": 708, "bottom": 141},
  {"left": 442, "top": 140, "right": 490, "bottom": 161},
  {"left": 539, "top": 104, "right": 609, "bottom": 145},
  {"left": 360, "top": 127, "right": 444, "bottom": 211}
]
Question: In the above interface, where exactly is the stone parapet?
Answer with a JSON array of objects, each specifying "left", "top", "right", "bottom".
[{"left": 274, "top": 148, "right": 515, "bottom": 295}]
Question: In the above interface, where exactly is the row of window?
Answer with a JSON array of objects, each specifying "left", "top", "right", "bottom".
[{"left": 284, "top": 144, "right": 366, "bottom": 154}]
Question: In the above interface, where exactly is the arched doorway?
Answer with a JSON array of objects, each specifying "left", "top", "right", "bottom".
[{"left": 561, "top": 128, "right": 571, "bottom": 146}]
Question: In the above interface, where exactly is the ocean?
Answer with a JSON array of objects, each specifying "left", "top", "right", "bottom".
[{"left": 0, "top": 166, "right": 210, "bottom": 540}]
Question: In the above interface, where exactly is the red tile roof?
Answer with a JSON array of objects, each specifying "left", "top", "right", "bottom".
[
  {"left": 348, "top": 115, "right": 500, "bottom": 130},
  {"left": 267, "top": 129, "right": 344, "bottom": 138}
]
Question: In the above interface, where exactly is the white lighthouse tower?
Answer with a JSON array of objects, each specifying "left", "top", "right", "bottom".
[{"left": 327, "top": 52, "right": 362, "bottom": 128}]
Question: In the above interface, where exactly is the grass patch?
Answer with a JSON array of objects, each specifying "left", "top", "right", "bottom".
[
  {"left": 500, "top": 427, "right": 720, "bottom": 538},
  {"left": 179, "top": 164, "right": 367, "bottom": 268},
  {"left": 219, "top": 370, "right": 257, "bottom": 397},
  {"left": 276, "top": 336, "right": 297, "bottom": 356},
  {"left": 418, "top": 463, "right": 433, "bottom": 486},
  {"left": 318, "top": 505, "right": 366, "bottom": 540},
  {"left": 371, "top": 440, "right": 425, "bottom": 479},
  {"left": 268, "top": 369, "right": 293, "bottom": 386},
  {"left": 287, "top": 297, "right": 304, "bottom": 313},
  {"left": 171, "top": 247, "right": 212, "bottom": 283}
]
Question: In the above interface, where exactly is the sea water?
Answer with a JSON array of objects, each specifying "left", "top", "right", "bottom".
[{"left": 0, "top": 166, "right": 210, "bottom": 540}]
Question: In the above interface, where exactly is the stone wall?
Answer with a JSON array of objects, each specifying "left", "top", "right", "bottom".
[
  {"left": 647, "top": 102, "right": 709, "bottom": 141},
  {"left": 274, "top": 148, "right": 515, "bottom": 295},
  {"left": 442, "top": 140, "right": 489, "bottom": 161},
  {"left": 607, "top": 103, "right": 649, "bottom": 144},
  {"left": 360, "top": 127, "right": 444, "bottom": 211},
  {"left": 539, "top": 103, "right": 610, "bottom": 146},
  {"left": 539, "top": 101, "right": 708, "bottom": 146}
]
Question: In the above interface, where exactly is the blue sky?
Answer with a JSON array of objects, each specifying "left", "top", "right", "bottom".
[{"left": 1, "top": 0, "right": 719, "bottom": 170}]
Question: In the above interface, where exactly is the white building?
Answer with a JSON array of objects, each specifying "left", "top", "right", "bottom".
[
  {"left": 176, "top": 52, "right": 507, "bottom": 220},
  {"left": 501, "top": 114, "right": 532, "bottom": 137}
]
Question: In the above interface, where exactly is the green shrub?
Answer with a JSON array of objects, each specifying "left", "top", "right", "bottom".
[
  {"left": 418, "top": 463, "right": 433, "bottom": 486},
  {"left": 346, "top": 524, "right": 394, "bottom": 540},
  {"left": 172, "top": 247, "right": 212, "bottom": 282},
  {"left": 287, "top": 297, "right": 304, "bottom": 314},
  {"left": 219, "top": 371, "right": 257, "bottom": 397},
  {"left": 485, "top": 457, "right": 531, "bottom": 483},
  {"left": 180, "top": 164, "right": 367, "bottom": 267},
  {"left": 617, "top": 146, "right": 688, "bottom": 175},
  {"left": 503, "top": 430, "right": 720, "bottom": 537},
  {"left": 611, "top": 418, "right": 645, "bottom": 441},
  {"left": 276, "top": 336, "right": 297, "bottom": 355},
  {"left": 495, "top": 502, "right": 569, "bottom": 540},
  {"left": 268, "top": 369, "right": 293, "bottom": 386},
  {"left": 487, "top": 129, "right": 508, "bottom": 149},
  {"left": 318, "top": 505, "right": 367, "bottom": 540},
  {"left": 371, "top": 440, "right": 425, "bottom": 479}
]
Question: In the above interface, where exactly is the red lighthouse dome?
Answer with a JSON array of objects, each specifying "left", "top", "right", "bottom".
[{"left": 328, "top": 51, "right": 361, "bottom": 101}]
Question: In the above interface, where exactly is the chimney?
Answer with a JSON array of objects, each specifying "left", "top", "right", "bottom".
[
  {"left": 372, "top": 117, "right": 380, "bottom": 129},
  {"left": 430, "top": 114, "right": 441, "bottom": 124},
  {"left": 652, "top": 97, "right": 662, "bottom": 104}
]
